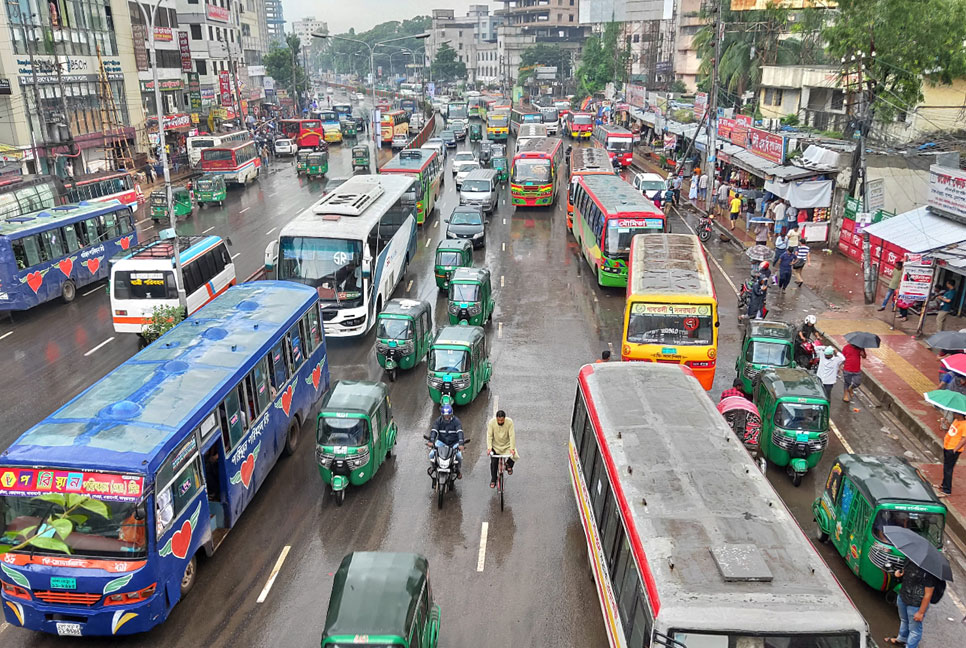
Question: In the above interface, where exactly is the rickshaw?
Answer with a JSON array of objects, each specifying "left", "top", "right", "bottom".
[
  {"left": 306, "top": 150, "right": 328, "bottom": 178},
  {"left": 150, "top": 186, "right": 192, "bottom": 222},
  {"left": 717, "top": 396, "right": 765, "bottom": 473},
  {"left": 479, "top": 140, "right": 493, "bottom": 165},
  {"left": 340, "top": 118, "right": 357, "bottom": 138},
  {"left": 813, "top": 454, "right": 947, "bottom": 592},
  {"left": 296, "top": 149, "right": 312, "bottom": 175},
  {"left": 427, "top": 325, "right": 492, "bottom": 406},
  {"left": 469, "top": 123, "right": 483, "bottom": 142},
  {"left": 321, "top": 552, "right": 440, "bottom": 648},
  {"left": 447, "top": 267, "right": 495, "bottom": 326},
  {"left": 753, "top": 367, "right": 830, "bottom": 486},
  {"left": 351, "top": 145, "right": 370, "bottom": 172},
  {"left": 491, "top": 156, "right": 509, "bottom": 184},
  {"left": 735, "top": 320, "right": 797, "bottom": 393},
  {"left": 316, "top": 381, "right": 397, "bottom": 506},
  {"left": 434, "top": 239, "right": 474, "bottom": 290},
  {"left": 375, "top": 299, "right": 434, "bottom": 381},
  {"left": 194, "top": 173, "right": 227, "bottom": 207}
]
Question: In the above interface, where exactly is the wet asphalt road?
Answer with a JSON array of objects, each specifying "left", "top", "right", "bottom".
[{"left": 1, "top": 99, "right": 965, "bottom": 646}]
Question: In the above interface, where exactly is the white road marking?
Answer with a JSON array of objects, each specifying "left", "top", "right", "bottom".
[
  {"left": 256, "top": 545, "right": 291, "bottom": 603},
  {"left": 81, "top": 286, "right": 102, "bottom": 297},
  {"left": 406, "top": 280, "right": 413, "bottom": 292},
  {"left": 502, "top": 242, "right": 506, "bottom": 251},
  {"left": 498, "top": 322, "right": 503, "bottom": 338},
  {"left": 0, "top": 621, "right": 8, "bottom": 632},
  {"left": 0, "top": 331, "right": 12, "bottom": 341},
  {"left": 434, "top": 219, "right": 439, "bottom": 228},
  {"left": 84, "top": 337, "right": 115, "bottom": 357},
  {"left": 240, "top": 207, "right": 250, "bottom": 213},
  {"left": 425, "top": 238, "right": 431, "bottom": 248},
  {"left": 203, "top": 226, "right": 215, "bottom": 234},
  {"left": 135, "top": 218, "right": 151, "bottom": 226},
  {"left": 676, "top": 210, "right": 739, "bottom": 296},
  {"left": 502, "top": 218, "right": 506, "bottom": 225},
  {"left": 265, "top": 227, "right": 277, "bottom": 236},
  {"left": 477, "top": 522, "right": 489, "bottom": 572},
  {"left": 231, "top": 252, "right": 241, "bottom": 260},
  {"left": 500, "top": 275, "right": 504, "bottom": 288},
  {"left": 267, "top": 191, "right": 278, "bottom": 197},
  {"left": 608, "top": 341, "right": 615, "bottom": 355},
  {"left": 829, "top": 419, "right": 854, "bottom": 454}
]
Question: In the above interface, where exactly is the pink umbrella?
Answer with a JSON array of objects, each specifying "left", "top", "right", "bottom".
[{"left": 941, "top": 353, "right": 966, "bottom": 377}]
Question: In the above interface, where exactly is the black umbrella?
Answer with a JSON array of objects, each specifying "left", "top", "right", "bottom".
[
  {"left": 844, "top": 331, "right": 881, "bottom": 349},
  {"left": 883, "top": 525, "right": 953, "bottom": 581},
  {"left": 926, "top": 330, "right": 966, "bottom": 351}
]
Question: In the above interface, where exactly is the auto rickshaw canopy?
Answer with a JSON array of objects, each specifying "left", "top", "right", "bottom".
[
  {"left": 320, "top": 380, "right": 387, "bottom": 419},
  {"left": 759, "top": 367, "right": 827, "bottom": 401}
]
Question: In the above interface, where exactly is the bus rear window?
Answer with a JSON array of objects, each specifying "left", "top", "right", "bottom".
[
  {"left": 113, "top": 270, "right": 178, "bottom": 300},
  {"left": 190, "top": 139, "right": 214, "bottom": 149},
  {"left": 203, "top": 149, "right": 233, "bottom": 162}
]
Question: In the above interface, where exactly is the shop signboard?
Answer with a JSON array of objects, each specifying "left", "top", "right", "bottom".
[
  {"left": 694, "top": 92, "right": 707, "bottom": 118},
  {"left": 179, "top": 31, "right": 192, "bottom": 72},
  {"left": 206, "top": 4, "right": 230, "bottom": 22},
  {"left": 187, "top": 72, "right": 202, "bottom": 111},
  {"left": 247, "top": 65, "right": 266, "bottom": 77},
  {"left": 133, "top": 24, "right": 149, "bottom": 71},
  {"left": 141, "top": 79, "right": 184, "bottom": 92},
  {"left": 843, "top": 195, "right": 861, "bottom": 221},
  {"left": 626, "top": 83, "right": 646, "bottom": 109},
  {"left": 747, "top": 127, "right": 785, "bottom": 164},
  {"left": 153, "top": 27, "right": 173, "bottom": 42},
  {"left": 663, "top": 134, "right": 677, "bottom": 151},
  {"left": 219, "top": 70, "right": 232, "bottom": 105},
  {"left": 732, "top": 114, "right": 751, "bottom": 147},
  {"left": 866, "top": 177, "right": 885, "bottom": 212},
  {"left": 898, "top": 254, "right": 935, "bottom": 303},
  {"left": 716, "top": 117, "right": 734, "bottom": 141},
  {"left": 928, "top": 165, "right": 966, "bottom": 222}
]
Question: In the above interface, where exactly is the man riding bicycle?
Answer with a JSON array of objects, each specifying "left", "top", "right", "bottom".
[
  {"left": 429, "top": 404, "right": 464, "bottom": 480},
  {"left": 486, "top": 409, "right": 517, "bottom": 488}
]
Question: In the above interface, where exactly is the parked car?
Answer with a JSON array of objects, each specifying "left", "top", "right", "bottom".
[
  {"left": 440, "top": 130, "right": 457, "bottom": 148},
  {"left": 392, "top": 133, "right": 409, "bottom": 149},
  {"left": 451, "top": 151, "right": 479, "bottom": 177},
  {"left": 274, "top": 138, "right": 296, "bottom": 157},
  {"left": 455, "top": 162, "right": 481, "bottom": 189},
  {"left": 632, "top": 172, "right": 668, "bottom": 200},
  {"left": 446, "top": 205, "right": 487, "bottom": 248}
]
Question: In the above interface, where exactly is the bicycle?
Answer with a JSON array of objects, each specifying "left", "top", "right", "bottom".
[{"left": 491, "top": 454, "right": 513, "bottom": 511}]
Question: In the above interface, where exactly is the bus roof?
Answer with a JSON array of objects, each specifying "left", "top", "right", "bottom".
[
  {"left": 595, "top": 124, "right": 633, "bottom": 137},
  {"left": 203, "top": 138, "right": 254, "bottom": 153},
  {"left": 381, "top": 148, "right": 437, "bottom": 174},
  {"left": 514, "top": 137, "right": 561, "bottom": 158},
  {"left": 570, "top": 148, "right": 614, "bottom": 174},
  {"left": 0, "top": 201, "right": 128, "bottom": 238},
  {"left": 0, "top": 282, "right": 317, "bottom": 476},
  {"left": 578, "top": 362, "right": 869, "bottom": 634},
  {"left": 579, "top": 175, "right": 661, "bottom": 216},
  {"left": 629, "top": 233, "right": 714, "bottom": 299},
  {"left": 280, "top": 174, "right": 416, "bottom": 242},
  {"left": 113, "top": 235, "right": 222, "bottom": 265}
]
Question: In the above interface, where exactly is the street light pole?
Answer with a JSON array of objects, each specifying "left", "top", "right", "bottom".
[{"left": 135, "top": 0, "right": 185, "bottom": 308}]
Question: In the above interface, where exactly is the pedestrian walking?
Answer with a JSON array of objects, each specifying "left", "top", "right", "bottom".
[
  {"left": 697, "top": 172, "right": 709, "bottom": 201},
  {"left": 774, "top": 231, "right": 788, "bottom": 261},
  {"left": 688, "top": 178, "right": 698, "bottom": 204},
  {"left": 672, "top": 175, "right": 683, "bottom": 206},
  {"left": 938, "top": 411, "right": 966, "bottom": 496},
  {"left": 728, "top": 192, "right": 742, "bottom": 231},
  {"left": 935, "top": 279, "right": 956, "bottom": 331},
  {"left": 747, "top": 276, "right": 768, "bottom": 320},
  {"left": 886, "top": 561, "right": 939, "bottom": 648},
  {"left": 143, "top": 162, "right": 154, "bottom": 184},
  {"left": 716, "top": 182, "right": 729, "bottom": 217},
  {"left": 841, "top": 342, "right": 866, "bottom": 402},
  {"left": 816, "top": 346, "right": 845, "bottom": 400},
  {"left": 754, "top": 220, "right": 769, "bottom": 246},
  {"left": 878, "top": 261, "right": 904, "bottom": 311},
  {"left": 786, "top": 226, "right": 800, "bottom": 249},
  {"left": 792, "top": 241, "right": 810, "bottom": 287},
  {"left": 777, "top": 247, "right": 794, "bottom": 291}
]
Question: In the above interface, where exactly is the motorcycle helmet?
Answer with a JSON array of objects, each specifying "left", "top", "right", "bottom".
[
  {"left": 441, "top": 404, "right": 453, "bottom": 416},
  {"left": 759, "top": 261, "right": 770, "bottom": 271},
  {"left": 804, "top": 315, "right": 817, "bottom": 325}
]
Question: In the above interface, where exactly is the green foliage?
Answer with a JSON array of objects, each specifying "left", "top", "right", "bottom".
[
  {"left": 671, "top": 108, "right": 694, "bottom": 124},
  {"left": 780, "top": 113, "right": 800, "bottom": 126},
  {"left": 670, "top": 79, "right": 688, "bottom": 94},
  {"left": 0, "top": 493, "right": 112, "bottom": 556},
  {"left": 431, "top": 44, "right": 467, "bottom": 83},
  {"left": 142, "top": 304, "right": 186, "bottom": 343},
  {"left": 576, "top": 22, "right": 630, "bottom": 98},
  {"left": 518, "top": 44, "right": 572, "bottom": 83},
  {"left": 823, "top": 0, "right": 966, "bottom": 121},
  {"left": 318, "top": 17, "right": 431, "bottom": 77},
  {"left": 265, "top": 38, "right": 309, "bottom": 98}
]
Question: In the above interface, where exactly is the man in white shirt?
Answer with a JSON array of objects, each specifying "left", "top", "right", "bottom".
[
  {"left": 698, "top": 173, "right": 709, "bottom": 201},
  {"left": 816, "top": 346, "right": 845, "bottom": 400}
]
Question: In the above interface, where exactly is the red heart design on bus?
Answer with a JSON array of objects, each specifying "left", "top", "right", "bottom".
[
  {"left": 240, "top": 454, "right": 255, "bottom": 488},
  {"left": 119, "top": 236, "right": 132, "bottom": 250},
  {"left": 311, "top": 365, "right": 322, "bottom": 390},
  {"left": 86, "top": 258, "right": 101, "bottom": 275},
  {"left": 25, "top": 271, "right": 43, "bottom": 294},
  {"left": 58, "top": 258, "right": 73, "bottom": 278},
  {"left": 280, "top": 385, "right": 294, "bottom": 416},
  {"left": 170, "top": 520, "right": 193, "bottom": 559}
]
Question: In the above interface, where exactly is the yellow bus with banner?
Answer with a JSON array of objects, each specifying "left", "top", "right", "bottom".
[{"left": 622, "top": 233, "right": 719, "bottom": 390}]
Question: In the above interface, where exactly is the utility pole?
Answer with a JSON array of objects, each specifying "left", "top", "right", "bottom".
[
  {"left": 10, "top": 3, "right": 51, "bottom": 174},
  {"left": 704, "top": 0, "right": 723, "bottom": 212},
  {"left": 844, "top": 45, "right": 876, "bottom": 304}
]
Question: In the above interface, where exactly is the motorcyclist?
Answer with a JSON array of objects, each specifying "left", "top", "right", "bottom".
[
  {"left": 428, "top": 404, "right": 464, "bottom": 480},
  {"left": 795, "top": 314, "right": 818, "bottom": 363}
]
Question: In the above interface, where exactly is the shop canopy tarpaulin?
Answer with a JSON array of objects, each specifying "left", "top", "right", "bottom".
[
  {"left": 763, "top": 178, "right": 833, "bottom": 208},
  {"left": 864, "top": 206, "right": 966, "bottom": 254}
]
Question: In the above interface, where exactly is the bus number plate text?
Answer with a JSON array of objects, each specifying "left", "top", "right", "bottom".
[{"left": 50, "top": 577, "right": 76, "bottom": 590}]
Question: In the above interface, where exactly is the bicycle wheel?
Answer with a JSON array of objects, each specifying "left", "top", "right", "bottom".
[{"left": 499, "top": 471, "right": 504, "bottom": 511}]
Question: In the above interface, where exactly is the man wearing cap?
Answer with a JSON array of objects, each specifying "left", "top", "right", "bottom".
[
  {"left": 429, "top": 404, "right": 465, "bottom": 480},
  {"left": 816, "top": 345, "right": 846, "bottom": 401}
]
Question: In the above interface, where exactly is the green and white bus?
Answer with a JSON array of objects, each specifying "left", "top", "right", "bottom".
[{"left": 379, "top": 148, "right": 443, "bottom": 226}]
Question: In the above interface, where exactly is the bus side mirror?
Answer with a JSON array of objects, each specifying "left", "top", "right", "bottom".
[
  {"left": 264, "top": 240, "right": 278, "bottom": 271},
  {"left": 225, "top": 237, "right": 233, "bottom": 247},
  {"left": 715, "top": 321, "right": 720, "bottom": 327},
  {"left": 134, "top": 502, "right": 147, "bottom": 521}
]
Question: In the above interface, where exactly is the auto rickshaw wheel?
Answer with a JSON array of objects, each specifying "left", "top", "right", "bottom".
[
  {"left": 335, "top": 488, "right": 345, "bottom": 507},
  {"left": 790, "top": 470, "right": 804, "bottom": 487},
  {"left": 815, "top": 525, "right": 829, "bottom": 543},
  {"left": 219, "top": 200, "right": 223, "bottom": 207},
  {"left": 282, "top": 420, "right": 299, "bottom": 457},
  {"left": 387, "top": 367, "right": 396, "bottom": 382},
  {"left": 61, "top": 280, "right": 76, "bottom": 304}
]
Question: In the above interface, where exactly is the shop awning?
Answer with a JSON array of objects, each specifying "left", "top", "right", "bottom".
[
  {"left": 764, "top": 178, "right": 833, "bottom": 208},
  {"left": 769, "top": 164, "right": 822, "bottom": 181},
  {"left": 864, "top": 206, "right": 966, "bottom": 254},
  {"left": 730, "top": 148, "right": 784, "bottom": 177}
]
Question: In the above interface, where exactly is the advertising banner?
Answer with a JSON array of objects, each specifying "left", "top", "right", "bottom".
[
  {"left": 133, "top": 24, "right": 149, "bottom": 71},
  {"left": 732, "top": 114, "right": 751, "bottom": 147},
  {"left": 187, "top": 72, "right": 202, "bottom": 111},
  {"left": 747, "top": 127, "right": 786, "bottom": 164},
  {"left": 179, "top": 31, "right": 192, "bottom": 72},
  {"left": 219, "top": 70, "right": 232, "bottom": 106},
  {"left": 928, "top": 165, "right": 966, "bottom": 221},
  {"left": 898, "top": 254, "right": 936, "bottom": 303},
  {"left": 716, "top": 117, "right": 734, "bottom": 142},
  {"left": 206, "top": 4, "right": 230, "bottom": 22},
  {"left": 694, "top": 92, "right": 707, "bottom": 118},
  {"left": 0, "top": 467, "right": 145, "bottom": 502},
  {"left": 626, "top": 83, "right": 646, "bottom": 109}
]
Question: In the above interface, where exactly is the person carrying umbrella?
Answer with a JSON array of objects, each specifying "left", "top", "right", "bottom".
[{"left": 842, "top": 332, "right": 881, "bottom": 402}]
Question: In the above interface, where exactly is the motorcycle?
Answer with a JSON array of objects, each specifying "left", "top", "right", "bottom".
[
  {"left": 697, "top": 216, "right": 713, "bottom": 242},
  {"left": 424, "top": 436, "right": 471, "bottom": 510},
  {"left": 795, "top": 340, "right": 822, "bottom": 371}
]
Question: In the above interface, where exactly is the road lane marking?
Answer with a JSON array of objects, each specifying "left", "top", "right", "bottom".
[
  {"left": 425, "top": 238, "right": 431, "bottom": 248},
  {"left": 265, "top": 227, "right": 277, "bottom": 236},
  {"left": 492, "top": 395, "right": 499, "bottom": 416},
  {"left": 829, "top": 419, "right": 854, "bottom": 454},
  {"left": 500, "top": 275, "right": 504, "bottom": 287},
  {"left": 240, "top": 207, "right": 249, "bottom": 213},
  {"left": 268, "top": 191, "right": 278, "bottom": 197},
  {"left": 498, "top": 322, "right": 503, "bottom": 338},
  {"left": 502, "top": 242, "right": 505, "bottom": 251},
  {"left": 675, "top": 209, "right": 739, "bottom": 295},
  {"left": 81, "top": 286, "right": 102, "bottom": 297},
  {"left": 84, "top": 337, "right": 114, "bottom": 357},
  {"left": 477, "top": 523, "right": 489, "bottom": 572},
  {"left": 502, "top": 218, "right": 506, "bottom": 225},
  {"left": 135, "top": 217, "right": 151, "bottom": 226},
  {"left": 434, "top": 219, "right": 439, "bottom": 228},
  {"left": 407, "top": 280, "right": 413, "bottom": 292},
  {"left": 231, "top": 252, "right": 241, "bottom": 260},
  {"left": 256, "top": 545, "right": 291, "bottom": 603},
  {"left": 0, "top": 331, "right": 11, "bottom": 341},
  {"left": 203, "top": 226, "right": 215, "bottom": 234},
  {"left": 608, "top": 341, "right": 615, "bottom": 355}
]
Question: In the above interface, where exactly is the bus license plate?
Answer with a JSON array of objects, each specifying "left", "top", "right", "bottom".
[
  {"left": 661, "top": 347, "right": 677, "bottom": 355},
  {"left": 50, "top": 577, "right": 76, "bottom": 589},
  {"left": 56, "top": 623, "right": 82, "bottom": 636}
]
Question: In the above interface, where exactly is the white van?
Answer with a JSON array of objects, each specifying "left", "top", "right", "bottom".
[
  {"left": 459, "top": 169, "right": 499, "bottom": 214},
  {"left": 110, "top": 235, "right": 236, "bottom": 337}
]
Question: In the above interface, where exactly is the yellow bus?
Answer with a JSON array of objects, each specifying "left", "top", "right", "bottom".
[
  {"left": 622, "top": 233, "right": 719, "bottom": 390},
  {"left": 485, "top": 109, "right": 510, "bottom": 141}
]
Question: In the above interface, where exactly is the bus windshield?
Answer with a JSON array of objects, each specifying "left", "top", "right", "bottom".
[
  {"left": 605, "top": 220, "right": 659, "bottom": 257},
  {"left": 574, "top": 115, "right": 593, "bottom": 125},
  {"left": 377, "top": 318, "right": 412, "bottom": 340},
  {"left": 318, "top": 417, "right": 369, "bottom": 447},
  {"left": 0, "top": 494, "right": 147, "bottom": 559},
  {"left": 430, "top": 348, "right": 468, "bottom": 373},
  {"left": 671, "top": 632, "right": 859, "bottom": 648},
  {"left": 490, "top": 115, "right": 508, "bottom": 127},
  {"left": 113, "top": 270, "right": 178, "bottom": 300},
  {"left": 511, "top": 160, "right": 551, "bottom": 184},
  {"left": 774, "top": 402, "right": 827, "bottom": 431},
  {"left": 279, "top": 237, "right": 364, "bottom": 306},
  {"left": 608, "top": 138, "right": 632, "bottom": 152},
  {"left": 542, "top": 109, "right": 558, "bottom": 122},
  {"left": 189, "top": 138, "right": 214, "bottom": 149},
  {"left": 626, "top": 302, "right": 714, "bottom": 346}
]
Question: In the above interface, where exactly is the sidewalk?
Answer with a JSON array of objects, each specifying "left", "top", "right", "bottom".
[{"left": 630, "top": 150, "right": 966, "bottom": 542}]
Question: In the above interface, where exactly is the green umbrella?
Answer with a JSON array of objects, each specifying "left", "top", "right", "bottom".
[{"left": 924, "top": 389, "right": 966, "bottom": 414}]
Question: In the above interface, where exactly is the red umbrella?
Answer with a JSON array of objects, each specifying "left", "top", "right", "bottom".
[{"left": 940, "top": 353, "right": 966, "bottom": 377}]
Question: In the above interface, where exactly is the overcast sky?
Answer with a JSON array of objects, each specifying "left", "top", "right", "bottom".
[{"left": 281, "top": 0, "right": 499, "bottom": 35}]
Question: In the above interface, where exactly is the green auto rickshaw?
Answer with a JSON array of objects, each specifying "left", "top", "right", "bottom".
[
  {"left": 735, "top": 320, "right": 797, "bottom": 393},
  {"left": 150, "top": 186, "right": 192, "bottom": 222},
  {"left": 194, "top": 173, "right": 227, "bottom": 207},
  {"left": 813, "top": 454, "right": 946, "bottom": 593},
  {"left": 753, "top": 367, "right": 830, "bottom": 487},
  {"left": 427, "top": 325, "right": 492, "bottom": 406},
  {"left": 316, "top": 380, "right": 397, "bottom": 506},
  {"left": 491, "top": 156, "right": 509, "bottom": 183},
  {"left": 321, "top": 552, "right": 440, "bottom": 648},
  {"left": 375, "top": 299, "right": 434, "bottom": 381},
  {"left": 447, "top": 267, "right": 494, "bottom": 326},
  {"left": 469, "top": 123, "right": 483, "bottom": 142},
  {"left": 296, "top": 149, "right": 312, "bottom": 175},
  {"left": 352, "top": 145, "right": 370, "bottom": 172},
  {"left": 434, "top": 239, "right": 474, "bottom": 290},
  {"left": 306, "top": 150, "right": 329, "bottom": 178},
  {"left": 340, "top": 118, "right": 357, "bottom": 138}
]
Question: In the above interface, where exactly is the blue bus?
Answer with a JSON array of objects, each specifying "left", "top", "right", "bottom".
[
  {"left": 0, "top": 282, "right": 329, "bottom": 636},
  {"left": 0, "top": 201, "right": 136, "bottom": 310}
]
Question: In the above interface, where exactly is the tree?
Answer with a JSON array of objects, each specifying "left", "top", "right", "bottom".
[
  {"left": 142, "top": 305, "right": 186, "bottom": 343},
  {"left": 670, "top": 79, "right": 688, "bottom": 94},
  {"left": 575, "top": 22, "right": 630, "bottom": 98},
  {"left": 518, "top": 43, "right": 573, "bottom": 83},
  {"left": 317, "top": 17, "right": 431, "bottom": 78},
  {"left": 823, "top": 0, "right": 966, "bottom": 121},
  {"left": 265, "top": 35, "right": 309, "bottom": 102},
  {"left": 431, "top": 44, "right": 466, "bottom": 83}
]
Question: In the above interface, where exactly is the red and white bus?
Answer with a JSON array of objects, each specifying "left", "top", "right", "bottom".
[
  {"left": 64, "top": 170, "right": 144, "bottom": 212},
  {"left": 568, "top": 112, "right": 594, "bottom": 138},
  {"left": 569, "top": 362, "right": 872, "bottom": 648},
  {"left": 200, "top": 140, "right": 261, "bottom": 185},
  {"left": 593, "top": 124, "right": 634, "bottom": 168},
  {"left": 510, "top": 137, "right": 563, "bottom": 208},
  {"left": 279, "top": 119, "right": 324, "bottom": 149}
]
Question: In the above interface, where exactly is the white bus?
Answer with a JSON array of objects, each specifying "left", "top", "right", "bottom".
[
  {"left": 187, "top": 130, "right": 251, "bottom": 167},
  {"left": 516, "top": 123, "right": 548, "bottom": 149},
  {"left": 266, "top": 175, "right": 418, "bottom": 337}
]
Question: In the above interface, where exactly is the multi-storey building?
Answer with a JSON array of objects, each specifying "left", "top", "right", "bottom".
[
  {"left": 176, "top": 0, "right": 244, "bottom": 120},
  {"left": 292, "top": 17, "right": 326, "bottom": 50},
  {"left": 129, "top": 1, "right": 186, "bottom": 118},
  {"left": 427, "top": 7, "right": 502, "bottom": 87},
  {"left": 495, "top": 0, "right": 587, "bottom": 91},
  {"left": 264, "top": 0, "right": 284, "bottom": 43},
  {"left": 579, "top": 0, "right": 675, "bottom": 87},
  {"left": 673, "top": 0, "right": 705, "bottom": 91}
]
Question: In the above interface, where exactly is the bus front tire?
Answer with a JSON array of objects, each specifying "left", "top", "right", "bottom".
[
  {"left": 180, "top": 556, "right": 197, "bottom": 597},
  {"left": 61, "top": 280, "right": 76, "bottom": 304},
  {"left": 283, "top": 420, "right": 299, "bottom": 457}
]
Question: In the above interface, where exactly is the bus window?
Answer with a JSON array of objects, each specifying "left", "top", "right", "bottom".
[
  {"left": 287, "top": 321, "right": 306, "bottom": 370},
  {"left": 304, "top": 306, "right": 322, "bottom": 353},
  {"left": 171, "top": 459, "right": 203, "bottom": 520},
  {"left": 252, "top": 356, "right": 272, "bottom": 413},
  {"left": 40, "top": 229, "right": 66, "bottom": 260},
  {"left": 617, "top": 560, "right": 641, "bottom": 635},
  {"left": 62, "top": 224, "right": 82, "bottom": 253},
  {"left": 240, "top": 375, "right": 258, "bottom": 423},
  {"left": 269, "top": 340, "right": 289, "bottom": 390},
  {"left": 12, "top": 236, "right": 42, "bottom": 269},
  {"left": 102, "top": 210, "right": 120, "bottom": 237},
  {"left": 118, "top": 209, "right": 134, "bottom": 234},
  {"left": 219, "top": 388, "right": 246, "bottom": 448}
]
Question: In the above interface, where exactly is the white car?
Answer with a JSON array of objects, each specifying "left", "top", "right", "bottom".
[
  {"left": 356, "top": 92, "right": 366, "bottom": 102},
  {"left": 451, "top": 151, "right": 478, "bottom": 176},
  {"left": 421, "top": 140, "right": 446, "bottom": 160},
  {"left": 632, "top": 172, "right": 668, "bottom": 200},
  {"left": 274, "top": 138, "right": 296, "bottom": 156},
  {"left": 392, "top": 133, "right": 409, "bottom": 149},
  {"left": 454, "top": 162, "right": 481, "bottom": 189}
]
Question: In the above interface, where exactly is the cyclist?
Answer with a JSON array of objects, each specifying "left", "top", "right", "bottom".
[
  {"left": 429, "top": 404, "right": 464, "bottom": 480},
  {"left": 486, "top": 409, "right": 517, "bottom": 489}
]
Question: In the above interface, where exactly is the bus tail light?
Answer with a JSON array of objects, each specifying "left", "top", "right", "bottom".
[
  {"left": 2, "top": 580, "right": 31, "bottom": 600},
  {"left": 104, "top": 583, "right": 156, "bottom": 606},
  {"left": 114, "top": 310, "right": 127, "bottom": 316},
  {"left": 622, "top": 344, "right": 631, "bottom": 356}
]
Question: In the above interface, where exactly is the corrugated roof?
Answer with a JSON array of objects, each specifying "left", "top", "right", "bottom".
[{"left": 864, "top": 206, "right": 966, "bottom": 254}]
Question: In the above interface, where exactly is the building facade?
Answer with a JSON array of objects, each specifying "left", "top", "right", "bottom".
[
  {"left": 580, "top": 1, "right": 675, "bottom": 87},
  {"left": 292, "top": 17, "right": 326, "bottom": 50},
  {"left": 672, "top": 0, "right": 705, "bottom": 91},
  {"left": 264, "top": 0, "right": 284, "bottom": 43},
  {"left": 176, "top": 0, "right": 244, "bottom": 124},
  {"left": 427, "top": 7, "right": 501, "bottom": 86},
  {"left": 129, "top": 1, "right": 186, "bottom": 120},
  {"left": 494, "top": 0, "right": 587, "bottom": 91}
]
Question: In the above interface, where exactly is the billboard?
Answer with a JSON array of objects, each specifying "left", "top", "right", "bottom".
[{"left": 731, "top": 0, "right": 836, "bottom": 9}]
